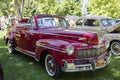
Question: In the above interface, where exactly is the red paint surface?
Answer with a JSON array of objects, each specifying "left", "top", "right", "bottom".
[{"left": 7, "top": 14, "right": 107, "bottom": 68}]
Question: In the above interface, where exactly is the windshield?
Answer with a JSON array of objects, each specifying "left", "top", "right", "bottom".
[
  {"left": 37, "top": 17, "right": 68, "bottom": 28},
  {"left": 101, "top": 18, "right": 116, "bottom": 27}
]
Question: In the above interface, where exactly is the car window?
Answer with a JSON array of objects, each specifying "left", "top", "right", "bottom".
[
  {"left": 37, "top": 17, "right": 68, "bottom": 28},
  {"left": 27, "top": 18, "right": 36, "bottom": 28},
  {"left": 76, "top": 19, "right": 83, "bottom": 26},
  {"left": 101, "top": 19, "right": 116, "bottom": 27},
  {"left": 116, "top": 19, "right": 120, "bottom": 23},
  {"left": 84, "top": 19, "right": 100, "bottom": 27},
  {"left": 42, "top": 18, "right": 55, "bottom": 26}
]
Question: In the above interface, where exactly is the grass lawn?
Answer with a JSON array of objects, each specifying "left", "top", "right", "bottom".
[{"left": 0, "top": 30, "right": 120, "bottom": 80}]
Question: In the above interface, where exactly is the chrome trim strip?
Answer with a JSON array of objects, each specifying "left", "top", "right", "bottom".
[
  {"left": 36, "top": 44, "right": 66, "bottom": 53},
  {"left": 15, "top": 47, "right": 36, "bottom": 59}
]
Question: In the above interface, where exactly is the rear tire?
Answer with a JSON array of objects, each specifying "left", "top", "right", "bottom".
[
  {"left": 110, "top": 41, "right": 120, "bottom": 56},
  {"left": 0, "top": 64, "right": 3, "bottom": 80},
  {"left": 8, "top": 38, "right": 16, "bottom": 54},
  {"left": 45, "top": 53, "right": 61, "bottom": 78}
]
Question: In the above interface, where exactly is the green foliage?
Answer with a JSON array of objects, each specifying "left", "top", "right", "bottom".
[
  {"left": 0, "top": 0, "right": 15, "bottom": 16},
  {"left": 23, "top": 0, "right": 39, "bottom": 17},
  {"left": 39, "top": 0, "right": 56, "bottom": 14},
  {"left": 89, "top": 0, "right": 120, "bottom": 19},
  {"left": 1, "top": 0, "right": 120, "bottom": 19},
  {"left": 56, "top": 0, "right": 82, "bottom": 16},
  {"left": 39, "top": 0, "right": 81, "bottom": 16},
  {"left": 0, "top": 0, "right": 82, "bottom": 17}
]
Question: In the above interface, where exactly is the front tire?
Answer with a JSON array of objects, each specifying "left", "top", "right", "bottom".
[
  {"left": 110, "top": 41, "right": 120, "bottom": 56},
  {"left": 45, "top": 53, "right": 61, "bottom": 78}
]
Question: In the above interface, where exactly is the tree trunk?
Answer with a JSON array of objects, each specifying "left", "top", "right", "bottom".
[
  {"left": 81, "top": 0, "right": 89, "bottom": 16},
  {"left": 14, "top": 0, "right": 24, "bottom": 20},
  {"left": 20, "top": 0, "right": 24, "bottom": 18}
]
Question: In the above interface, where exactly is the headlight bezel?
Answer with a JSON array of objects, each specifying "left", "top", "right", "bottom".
[{"left": 66, "top": 45, "right": 74, "bottom": 55}]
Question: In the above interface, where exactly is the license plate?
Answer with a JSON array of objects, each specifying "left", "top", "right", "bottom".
[
  {"left": 77, "top": 67, "right": 86, "bottom": 70},
  {"left": 96, "top": 59, "right": 105, "bottom": 67},
  {"left": 67, "top": 63, "right": 75, "bottom": 69}
]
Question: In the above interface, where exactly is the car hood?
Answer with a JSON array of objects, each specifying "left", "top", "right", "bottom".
[
  {"left": 106, "top": 23, "right": 120, "bottom": 33},
  {"left": 40, "top": 28, "right": 98, "bottom": 45}
]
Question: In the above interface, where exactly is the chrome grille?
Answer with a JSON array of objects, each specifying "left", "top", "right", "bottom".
[{"left": 77, "top": 47, "right": 106, "bottom": 58}]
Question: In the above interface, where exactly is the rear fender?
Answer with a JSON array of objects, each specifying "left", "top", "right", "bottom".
[
  {"left": 4, "top": 36, "right": 9, "bottom": 44},
  {"left": 5, "top": 31, "right": 16, "bottom": 44}
]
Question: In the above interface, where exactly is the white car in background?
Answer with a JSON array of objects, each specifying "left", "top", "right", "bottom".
[
  {"left": 67, "top": 15, "right": 120, "bottom": 55},
  {"left": 116, "top": 19, "right": 120, "bottom": 23}
]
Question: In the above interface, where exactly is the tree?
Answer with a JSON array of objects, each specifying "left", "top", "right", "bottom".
[
  {"left": 81, "top": 0, "right": 89, "bottom": 16},
  {"left": 89, "top": 0, "right": 120, "bottom": 18},
  {"left": 14, "top": 0, "right": 24, "bottom": 20},
  {"left": 23, "top": 0, "right": 39, "bottom": 17},
  {"left": 0, "top": 0, "right": 15, "bottom": 16},
  {"left": 39, "top": 0, "right": 81, "bottom": 16},
  {"left": 39, "top": 0, "right": 56, "bottom": 14}
]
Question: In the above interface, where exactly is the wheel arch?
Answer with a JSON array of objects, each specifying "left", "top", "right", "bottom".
[
  {"left": 35, "top": 39, "right": 70, "bottom": 61},
  {"left": 39, "top": 50, "right": 50, "bottom": 62},
  {"left": 35, "top": 48, "right": 60, "bottom": 61}
]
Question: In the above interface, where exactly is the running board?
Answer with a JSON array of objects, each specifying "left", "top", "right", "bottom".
[{"left": 15, "top": 47, "right": 36, "bottom": 58}]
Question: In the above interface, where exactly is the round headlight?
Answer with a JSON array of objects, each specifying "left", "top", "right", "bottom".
[{"left": 66, "top": 45, "right": 74, "bottom": 55}]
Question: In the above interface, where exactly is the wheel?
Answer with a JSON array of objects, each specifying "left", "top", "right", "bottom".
[
  {"left": 110, "top": 41, "right": 120, "bottom": 55},
  {"left": 8, "top": 41, "right": 15, "bottom": 54},
  {"left": 45, "top": 53, "right": 61, "bottom": 78},
  {"left": 8, "top": 38, "right": 16, "bottom": 54},
  {"left": 0, "top": 64, "right": 3, "bottom": 80}
]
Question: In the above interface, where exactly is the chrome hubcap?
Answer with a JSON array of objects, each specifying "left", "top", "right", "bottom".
[
  {"left": 111, "top": 42, "right": 120, "bottom": 55},
  {"left": 45, "top": 54, "right": 56, "bottom": 76}
]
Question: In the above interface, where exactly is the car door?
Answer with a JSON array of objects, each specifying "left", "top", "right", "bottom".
[
  {"left": 76, "top": 18, "right": 107, "bottom": 37},
  {"left": 15, "top": 24, "right": 27, "bottom": 49},
  {"left": 23, "top": 18, "right": 39, "bottom": 53}
]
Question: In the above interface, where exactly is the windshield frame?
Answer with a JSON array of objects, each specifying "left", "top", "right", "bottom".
[{"left": 37, "top": 17, "right": 69, "bottom": 28}]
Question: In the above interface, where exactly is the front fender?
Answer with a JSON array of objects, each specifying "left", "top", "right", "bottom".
[
  {"left": 36, "top": 39, "right": 72, "bottom": 52},
  {"left": 103, "top": 34, "right": 120, "bottom": 42},
  {"left": 35, "top": 39, "right": 71, "bottom": 61}
]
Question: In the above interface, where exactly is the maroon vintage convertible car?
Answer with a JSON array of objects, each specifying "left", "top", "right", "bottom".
[{"left": 5, "top": 14, "right": 111, "bottom": 78}]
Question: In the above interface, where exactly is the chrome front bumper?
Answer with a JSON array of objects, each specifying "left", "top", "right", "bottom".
[{"left": 62, "top": 52, "right": 111, "bottom": 72}]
